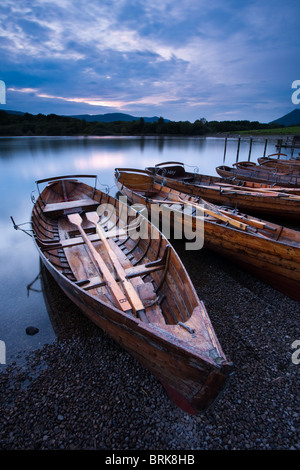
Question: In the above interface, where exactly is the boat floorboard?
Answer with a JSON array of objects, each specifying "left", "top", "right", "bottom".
[{"left": 58, "top": 215, "right": 166, "bottom": 325}]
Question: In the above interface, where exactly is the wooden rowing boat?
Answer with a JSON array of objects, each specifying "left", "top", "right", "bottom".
[
  {"left": 115, "top": 168, "right": 300, "bottom": 303},
  {"left": 24, "top": 174, "right": 233, "bottom": 415},
  {"left": 258, "top": 153, "right": 300, "bottom": 166},
  {"left": 216, "top": 162, "right": 300, "bottom": 187},
  {"left": 145, "top": 161, "right": 300, "bottom": 221}
]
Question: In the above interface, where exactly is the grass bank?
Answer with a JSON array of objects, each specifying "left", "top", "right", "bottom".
[{"left": 236, "top": 126, "right": 300, "bottom": 135}]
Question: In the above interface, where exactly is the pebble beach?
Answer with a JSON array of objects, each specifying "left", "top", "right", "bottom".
[{"left": 0, "top": 242, "right": 299, "bottom": 452}]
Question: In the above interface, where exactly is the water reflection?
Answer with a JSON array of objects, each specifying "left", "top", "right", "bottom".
[
  {"left": 0, "top": 135, "right": 210, "bottom": 159},
  {"left": 39, "top": 261, "right": 97, "bottom": 340}
]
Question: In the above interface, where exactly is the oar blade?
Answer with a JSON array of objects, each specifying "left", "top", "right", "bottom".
[
  {"left": 86, "top": 211, "right": 100, "bottom": 225},
  {"left": 67, "top": 213, "right": 83, "bottom": 226}
]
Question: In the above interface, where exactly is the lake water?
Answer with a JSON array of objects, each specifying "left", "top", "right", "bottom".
[{"left": 0, "top": 135, "right": 279, "bottom": 366}]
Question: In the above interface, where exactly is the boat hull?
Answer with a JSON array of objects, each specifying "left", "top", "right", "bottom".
[
  {"left": 198, "top": 222, "right": 300, "bottom": 302},
  {"left": 216, "top": 165, "right": 300, "bottom": 187},
  {"left": 39, "top": 250, "right": 230, "bottom": 414}
]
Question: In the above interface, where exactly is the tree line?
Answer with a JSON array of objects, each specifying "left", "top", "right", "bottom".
[{"left": 0, "top": 110, "right": 283, "bottom": 137}]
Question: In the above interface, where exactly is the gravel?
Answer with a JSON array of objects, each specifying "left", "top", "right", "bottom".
[{"left": 0, "top": 242, "right": 299, "bottom": 451}]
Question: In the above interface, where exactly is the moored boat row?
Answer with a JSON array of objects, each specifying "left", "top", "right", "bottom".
[
  {"left": 115, "top": 167, "right": 300, "bottom": 303},
  {"left": 145, "top": 161, "right": 300, "bottom": 221},
  {"left": 216, "top": 151, "right": 300, "bottom": 187}
]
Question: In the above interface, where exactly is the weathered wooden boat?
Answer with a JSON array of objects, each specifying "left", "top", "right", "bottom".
[
  {"left": 18, "top": 174, "right": 233, "bottom": 415},
  {"left": 115, "top": 168, "right": 300, "bottom": 303},
  {"left": 145, "top": 161, "right": 300, "bottom": 221},
  {"left": 257, "top": 153, "right": 300, "bottom": 168},
  {"left": 216, "top": 162, "right": 300, "bottom": 187},
  {"left": 233, "top": 160, "right": 300, "bottom": 174}
]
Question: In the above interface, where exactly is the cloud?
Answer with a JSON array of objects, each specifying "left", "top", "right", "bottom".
[{"left": 0, "top": 0, "right": 299, "bottom": 121}]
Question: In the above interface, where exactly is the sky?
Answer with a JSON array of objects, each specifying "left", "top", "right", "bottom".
[{"left": 0, "top": 0, "right": 299, "bottom": 123}]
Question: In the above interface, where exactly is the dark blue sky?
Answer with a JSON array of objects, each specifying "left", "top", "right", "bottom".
[{"left": 0, "top": 0, "right": 299, "bottom": 122}]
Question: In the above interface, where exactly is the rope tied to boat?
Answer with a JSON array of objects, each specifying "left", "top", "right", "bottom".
[
  {"left": 158, "top": 178, "right": 166, "bottom": 191},
  {"left": 97, "top": 178, "right": 111, "bottom": 194}
]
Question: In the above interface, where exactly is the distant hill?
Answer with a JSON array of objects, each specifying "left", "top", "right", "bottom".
[
  {"left": 270, "top": 109, "right": 300, "bottom": 126},
  {"left": 2, "top": 109, "right": 169, "bottom": 123},
  {"left": 68, "top": 113, "right": 169, "bottom": 123},
  {"left": 5, "top": 109, "right": 25, "bottom": 115}
]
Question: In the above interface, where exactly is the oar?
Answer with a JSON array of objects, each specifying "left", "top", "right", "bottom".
[
  {"left": 176, "top": 195, "right": 276, "bottom": 233},
  {"left": 216, "top": 208, "right": 276, "bottom": 231},
  {"left": 151, "top": 196, "right": 249, "bottom": 230},
  {"left": 85, "top": 212, "right": 148, "bottom": 322},
  {"left": 215, "top": 182, "right": 298, "bottom": 197},
  {"left": 181, "top": 198, "right": 249, "bottom": 230},
  {"left": 67, "top": 213, "right": 132, "bottom": 314},
  {"left": 151, "top": 197, "right": 276, "bottom": 238}
]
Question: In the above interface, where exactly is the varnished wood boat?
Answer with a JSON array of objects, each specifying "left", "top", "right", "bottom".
[
  {"left": 216, "top": 162, "right": 300, "bottom": 187},
  {"left": 23, "top": 174, "right": 233, "bottom": 415},
  {"left": 145, "top": 161, "right": 300, "bottom": 221},
  {"left": 115, "top": 168, "right": 300, "bottom": 303},
  {"left": 257, "top": 153, "right": 300, "bottom": 169}
]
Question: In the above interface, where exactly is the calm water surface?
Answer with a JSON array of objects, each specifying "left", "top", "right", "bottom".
[{"left": 0, "top": 135, "right": 278, "bottom": 366}]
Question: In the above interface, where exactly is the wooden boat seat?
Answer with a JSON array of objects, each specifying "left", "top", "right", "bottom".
[
  {"left": 39, "top": 229, "right": 130, "bottom": 251},
  {"left": 125, "top": 246, "right": 171, "bottom": 280},
  {"left": 75, "top": 275, "right": 106, "bottom": 290},
  {"left": 43, "top": 198, "right": 99, "bottom": 216},
  {"left": 123, "top": 262, "right": 165, "bottom": 279}
]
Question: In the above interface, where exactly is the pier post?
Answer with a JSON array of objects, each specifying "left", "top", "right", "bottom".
[
  {"left": 263, "top": 139, "right": 268, "bottom": 157},
  {"left": 291, "top": 141, "right": 295, "bottom": 159},
  {"left": 223, "top": 137, "right": 228, "bottom": 163},
  {"left": 235, "top": 137, "right": 241, "bottom": 162},
  {"left": 276, "top": 139, "right": 283, "bottom": 153},
  {"left": 247, "top": 137, "right": 253, "bottom": 161}
]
